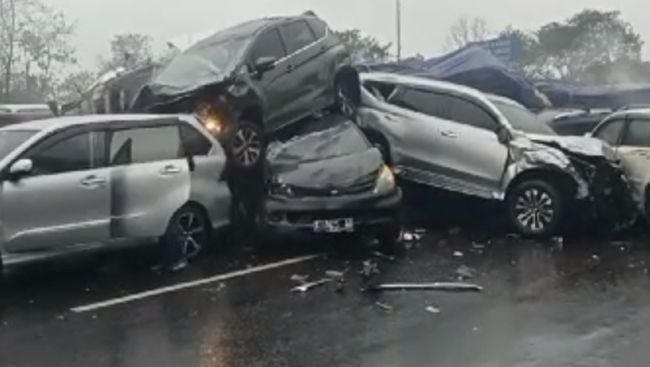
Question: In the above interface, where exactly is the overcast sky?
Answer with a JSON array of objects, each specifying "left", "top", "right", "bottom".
[{"left": 47, "top": 0, "right": 650, "bottom": 70}]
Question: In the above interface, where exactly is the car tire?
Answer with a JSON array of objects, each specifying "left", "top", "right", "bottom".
[
  {"left": 507, "top": 179, "right": 564, "bottom": 237},
  {"left": 334, "top": 77, "right": 358, "bottom": 119},
  {"left": 160, "top": 205, "right": 211, "bottom": 268},
  {"left": 227, "top": 120, "right": 265, "bottom": 172}
]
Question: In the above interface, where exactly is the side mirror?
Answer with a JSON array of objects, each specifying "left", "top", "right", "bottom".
[
  {"left": 497, "top": 126, "right": 511, "bottom": 144},
  {"left": 9, "top": 159, "right": 33, "bottom": 179},
  {"left": 254, "top": 56, "right": 277, "bottom": 76}
]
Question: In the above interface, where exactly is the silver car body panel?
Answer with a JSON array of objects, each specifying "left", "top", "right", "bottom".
[
  {"left": 358, "top": 73, "right": 598, "bottom": 201},
  {"left": 0, "top": 114, "right": 230, "bottom": 264}
]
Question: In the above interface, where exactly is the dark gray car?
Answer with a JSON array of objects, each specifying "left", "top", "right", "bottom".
[{"left": 130, "top": 12, "right": 359, "bottom": 171}]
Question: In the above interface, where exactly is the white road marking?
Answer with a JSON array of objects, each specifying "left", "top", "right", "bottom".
[{"left": 71, "top": 254, "right": 322, "bottom": 313}]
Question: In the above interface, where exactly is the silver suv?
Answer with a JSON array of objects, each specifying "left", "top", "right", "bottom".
[
  {"left": 358, "top": 73, "right": 633, "bottom": 236},
  {"left": 0, "top": 114, "right": 231, "bottom": 271}
]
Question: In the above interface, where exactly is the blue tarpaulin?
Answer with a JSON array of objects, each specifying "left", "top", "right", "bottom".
[
  {"left": 537, "top": 81, "right": 650, "bottom": 109},
  {"left": 358, "top": 46, "right": 547, "bottom": 109}
]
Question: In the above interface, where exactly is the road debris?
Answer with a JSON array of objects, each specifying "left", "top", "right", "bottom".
[
  {"left": 325, "top": 270, "right": 347, "bottom": 279},
  {"left": 367, "top": 282, "right": 483, "bottom": 292},
  {"left": 290, "top": 274, "right": 309, "bottom": 285},
  {"left": 371, "top": 251, "right": 396, "bottom": 262},
  {"left": 375, "top": 302, "right": 393, "bottom": 312},
  {"left": 425, "top": 306, "right": 441, "bottom": 314},
  {"left": 360, "top": 259, "right": 380, "bottom": 279},
  {"left": 471, "top": 241, "right": 486, "bottom": 250},
  {"left": 552, "top": 236, "right": 564, "bottom": 249},
  {"left": 456, "top": 265, "right": 477, "bottom": 279},
  {"left": 453, "top": 251, "right": 464, "bottom": 258},
  {"left": 290, "top": 279, "right": 333, "bottom": 293}
]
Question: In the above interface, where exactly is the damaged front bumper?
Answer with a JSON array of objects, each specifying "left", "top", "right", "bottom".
[{"left": 259, "top": 189, "right": 402, "bottom": 237}]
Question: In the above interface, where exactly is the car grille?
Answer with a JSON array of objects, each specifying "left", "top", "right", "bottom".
[
  {"left": 290, "top": 171, "right": 378, "bottom": 197},
  {"left": 279, "top": 208, "right": 396, "bottom": 225}
]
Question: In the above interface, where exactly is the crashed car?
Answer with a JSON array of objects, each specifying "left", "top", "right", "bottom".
[
  {"left": 357, "top": 73, "right": 635, "bottom": 236},
  {"left": 257, "top": 114, "right": 402, "bottom": 244},
  {"left": 589, "top": 108, "right": 650, "bottom": 219},
  {"left": 130, "top": 12, "right": 359, "bottom": 171},
  {"left": 0, "top": 104, "right": 53, "bottom": 127}
]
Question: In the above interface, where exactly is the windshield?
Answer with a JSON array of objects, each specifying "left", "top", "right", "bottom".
[
  {"left": 152, "top": 36, "right": 251, "bottom": 94},
  {"left": 0, "top": 130, "right": 36, "bottom": 160},
  {"left": 494, "top": 101, "right": 556, "bottom": 135}
]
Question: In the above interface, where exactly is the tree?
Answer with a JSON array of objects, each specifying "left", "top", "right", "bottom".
[
  {"left": 55, "top": 70, "right": 95, "bottom": 101},
  {"left": 445, "top": 16, "right": 491, "bottom": 50},
  {"left": 333, "top": 29, "right": 392, "bottom": 63},
  {"left": 100, "top": 33, "right": 153, "bottom": 72},
  {"left": 511, "top": 9, "right": 643, "bottom": 81}
]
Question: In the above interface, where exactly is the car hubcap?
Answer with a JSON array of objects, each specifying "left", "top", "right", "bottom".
[
  {"left": 232, "top": 127, "right": 262, "bottom": 167},
  {"left": 176, "top": 212, "right": 205, "bottom": 259},
  {"left": 515, "top": 188, "right": 554, "bottom": 232},
  {"left": 337, "top": 85, "right": 356, "bottom": 117}
]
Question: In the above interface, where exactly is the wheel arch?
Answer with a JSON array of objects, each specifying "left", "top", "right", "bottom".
[
  {"left": 334, "top": 65, "right": 361, "bottom": 105},
  {"left": 506, "top": 168, "right": 578, "bottom": 200},
  {"left": 238, "top": 104, "right": 264, "bottom": 127},
  {"left": 362, "top": 128, "right": 392, "bottom": 164}
]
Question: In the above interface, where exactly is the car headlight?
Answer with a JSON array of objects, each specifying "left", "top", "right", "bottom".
[
  {"left": 196, "top": 104, "right": 226, "bottom": 135},
  {"left": 374, "top": 164, "right": 396, "bottom": 194},
  {"left": 269, "top": 182, "right": 295, "bottom": 197}
]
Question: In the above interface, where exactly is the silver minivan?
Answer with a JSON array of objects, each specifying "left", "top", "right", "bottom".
[{"left": 0, "top": 114, "right": 231, "bottom": 270}]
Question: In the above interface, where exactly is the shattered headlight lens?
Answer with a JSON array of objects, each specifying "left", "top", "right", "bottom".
[
  {"left": 269, "top": 182, "right": 295, "bottom": 197},
  {"left": 196, "top": 104, "right": 227, "bottom": 135},
  {"left": 374, "top": 164, "right": 396, "bottom": 194}
]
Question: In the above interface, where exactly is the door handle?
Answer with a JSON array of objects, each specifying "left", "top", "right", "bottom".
[
  {"left": 440, "top": 130, "right": 457, "bottom": 138},
  {"left": 160, "top": 165, "right": 182, "bottom": 175},
  {"left": 80, "top": 175, "right": 106, "bottom": 187}
]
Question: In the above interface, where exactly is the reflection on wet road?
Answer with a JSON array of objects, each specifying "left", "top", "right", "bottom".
[{"left": 1, "top": 188, "right": 650, "bottom": 367}]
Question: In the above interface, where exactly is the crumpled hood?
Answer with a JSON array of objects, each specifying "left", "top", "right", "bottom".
[
  {"left": 525, "top": 133, "right": 613, "bottom": 158},
  {"left": 272, "top": 149, "right": 383, "bottom": 189}
]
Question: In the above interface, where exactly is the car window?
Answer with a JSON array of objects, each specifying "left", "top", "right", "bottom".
[
  {"left": 251, "top": 28, "right": 286, "bottom": 61},
  {"left": 594, "top": 119, "right": 625, "bottom": 146},
  {"left": 493, "top": 101, "right": 555, "bottom": 135},
  {"left": 392, "top": 88, "right": 453, "bottom": 120},
  {"left": 180, "top": 123, "right": 212, "bottom": 156},
  {"left": 109, "top": 125, "right": 183, "bottom": 166},
  {"left": 29, "top": 132, "right": 92, "bottom": 175},
  {"left": 0, "top": 130, "right": 36, "bottom": 160},
  {"left": 280, "top": 20, "right": 317, "bottom": 54},
  {"left": 306, "top": 18, "right": 328, "bottom": 39},
  {"left": 449, "top": 97, "right": 498, "bottom": 131},
  {"left": 621, "top": 119, "right": 650, "bottom": 147}
]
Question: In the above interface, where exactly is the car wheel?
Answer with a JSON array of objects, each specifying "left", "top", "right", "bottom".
[
  {"left": 334, "top": 78, "right": 358, "bottom": 119},
  {"left": 507, "top": 179, "right": 564, "bottom": 237},
  {"left": 229, "top": 120, "right": 265, "bottom": 171},
  {"left": 161, "top": 206, "right": 210, "bottom": 267}
]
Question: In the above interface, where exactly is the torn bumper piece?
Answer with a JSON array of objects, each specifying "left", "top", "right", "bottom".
[{"left": 259, "top": 190, "right": 402, "bottom": 236}]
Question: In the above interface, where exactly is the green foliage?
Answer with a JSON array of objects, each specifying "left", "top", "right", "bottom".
[
  {"left": 333, "top": 29, "right": 392, "bottom": 63},
  {"left": 100, "top": 33, "right": 154, "bottom": 73}
]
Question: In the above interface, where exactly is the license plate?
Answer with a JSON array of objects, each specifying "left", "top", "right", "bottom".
[{"left": 313, "top": 218, "right": 354, "bottom": 233}]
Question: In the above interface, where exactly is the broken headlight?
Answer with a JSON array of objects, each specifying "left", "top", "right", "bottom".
[
  {"left": 196, "top": 103, "right": 227, "bottom": 135},
  {"left": 374, "top": 164, "right": 396, "bottom": 194}
]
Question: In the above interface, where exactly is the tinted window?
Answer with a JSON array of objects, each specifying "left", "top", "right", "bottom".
[
  {"left": 307, "top": 18, "right": 327, "bottom": 38},
  {"left": 30, "top": 132, "right": 91, "bottom": 175},
  {"left": 0, "top": 130, "right": 36, "bottom": 160},
  {"left": 449, "top": 98, "right": 498, "bottom": 130},
  {"left": 622, "top": 119, "right": 650, "bottom": 147},
  {"left": 251, "top": 28, "right": 286, "bottom": 61},
  {"left": 110, "top": 125, "right": 183, "bottom": 166},
  {"left": 594, "top": 119, "right": 625, "bottom": 146},
  {"left": 493, "top": 101, "right": 555, "bottom": 135},
  {"left": 180, "top": 123, "right": 212, "bottom": 156},
  {"left": 393, "top": 88, "right": 453, "bottom": 120},
  {"left": 280, "top": 20, "right": 316, "bottom": 54}
]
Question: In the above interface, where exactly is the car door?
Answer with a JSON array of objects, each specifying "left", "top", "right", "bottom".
[
  {"left": 1, "top": 128, "right": 110, "bottom": 252},
  {"left": 179, "top": 118, "right": 230, "bottom": 228},
  {"left": 614, "top": 117, "right": 650, "bottom": 206},
  {"left": 249, "top": 27, "right": 288, "bottom": 130},
  {"left": 276, "top": 19, "right": 322, "bottom": 125},
  {"left": 107, "top": 119, "right": 190, "bottom": 239}
]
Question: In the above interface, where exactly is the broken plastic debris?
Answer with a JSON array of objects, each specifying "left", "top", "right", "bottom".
[
  {"left": 360, "top": 259, "right": 380, "bottom": 278},
  {"left": 456, "top": 265, "right": 477, "bottom": 279},
  {"left": 453, "top": 251, "right": 464, "bottom": 258},
  {"left": 371, "top": 251, "right": 396, "bottom": 262},
  {"left": 367, "top": 282, "right": 483, "bottom": 292},
  {"left": 425, "top": 306, "right": 441, "bottom": 314},
  {"left": 290, "top": 279, "right": 332, "bottom": 293},
  {"left": 290, "top": 274, "right": 309, "bottom": 285},
  {"left": 471, "top": 242, "right": 486, "bottom": 249},
  {"left": 325, "top": 270, "right": 346, "bottom": 279},
  {"left": 375, "top": 302, "right": 393, "bottom": 312}
]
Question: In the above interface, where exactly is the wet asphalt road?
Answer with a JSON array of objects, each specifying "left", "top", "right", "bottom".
[{"left": 2, "top": 185, "right": 650, "bottom": 367}]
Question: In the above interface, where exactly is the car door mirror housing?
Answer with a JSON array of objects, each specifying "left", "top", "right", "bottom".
[
  {"left": 497, "top": 126, "right": 511, "bottom": 144},
  {"left": 9, "top": 158, "right": 33, "bottom": 178},
  {"left": 254, "top": 56, "right": 277, "bottom": 75}
]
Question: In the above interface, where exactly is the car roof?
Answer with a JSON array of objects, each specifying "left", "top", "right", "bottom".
[
  {"left": 0, "top": 114, "right": 192, "bottom": 132},
  {"left": 606, "top": 108, "right": 650, "bottom": 120}
]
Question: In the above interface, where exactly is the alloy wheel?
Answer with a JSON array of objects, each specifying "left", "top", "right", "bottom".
[
  {"left": 337, "top": 84, "right": 356, "bottom": 117},
  {"left": 514, "top": 187, "right": 555, "bottom": 232},
  {"left": 175, "top": 211, "right": 207, "bottom": 259},
  {"left": 232, "top": 126, "right": 262, "bottom": 167}
]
